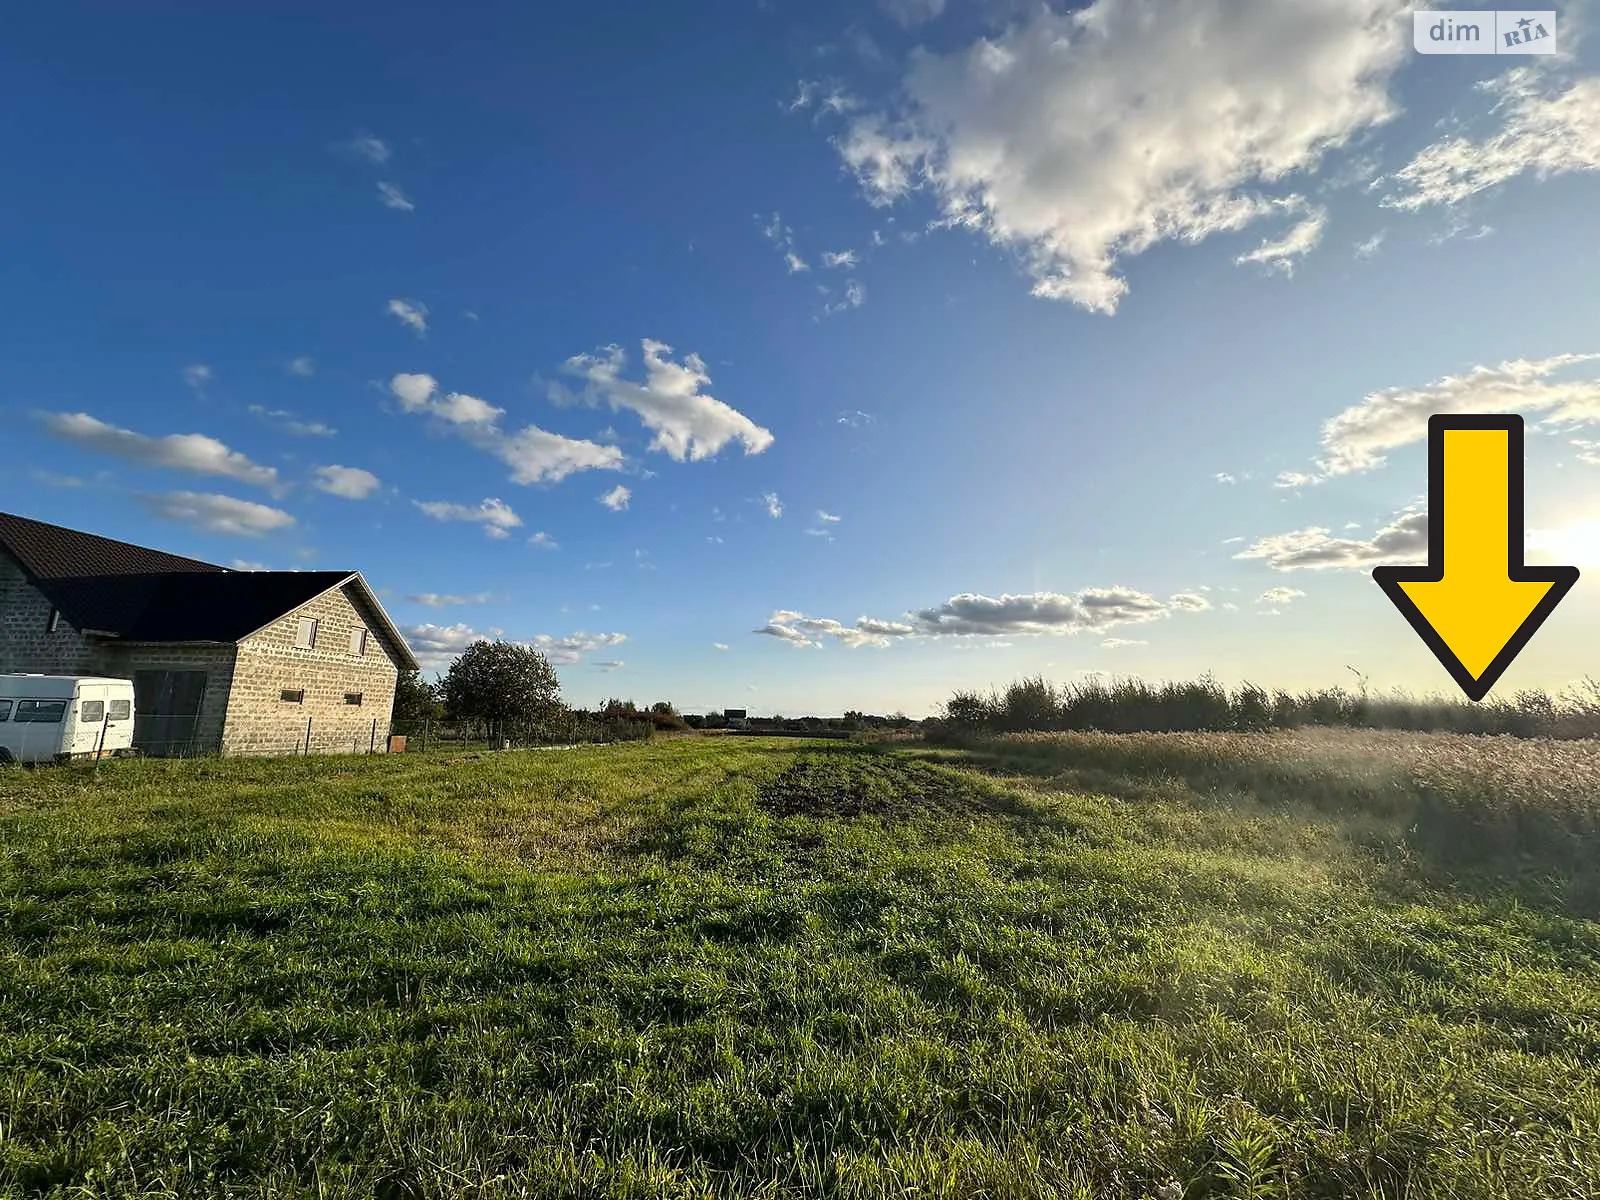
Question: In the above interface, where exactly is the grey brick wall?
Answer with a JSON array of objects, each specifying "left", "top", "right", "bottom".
[
  {"left": 95, "top": 642, "right": 238, "bottom": 755},
  {"left": 223, "top": 582, "right": 400, "bottom": 756},
  {"left": 0, "top": 556, "right": 98, "bottom": 673}
]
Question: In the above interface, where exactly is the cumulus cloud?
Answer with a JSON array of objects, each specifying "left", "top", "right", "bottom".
[
  {"left": 1234, "top": 507, "right": 1426, "bottom": 570},
  {"left": 345, "top": 134, "right": 390, "bottom": 164},
  {"left": 762, "top": 492, "right": 783, "bottom": 518},
  {"left": 821, "top": 249, "right": 859, "bottom": 268},
  {"left": 182, "top": 364, "right": 213, "bottom": 392},
  {"left": 312, "top": 465, "right": 381, "bottom": 500},
  {"left": 834, "top": 0, "right": 1406, "bottom": 312},
  {"left": 881, "top": 0, "right": 944, "bottom": 27},
  {"left": 377, "top": 181, "right": 415, "bottom": 212},
  {"left": 1258, "top": 586, "right": 1307, "bottom": 606},
  {"left": 1234, "top": 203, "right": 1329, "bottom": 275},
  {"left": 387, "top": 373, "right": 623, "bottom": 486},
  {"left": 401, "top": 626, "right": 618, "bottom": 673},
  {"left": 42, "top": 412, "right": 280, "bottom": 489},
  {"left": 137, "top": 491, "right": 295, "bottom": 537},
  {"left": 820, "top": 280, "right": 866, "bottom": 317},
  {"left": 527, "top": 532, "right": 559, "bottom": 549},
  {"left": 387, "top": 299, "right": 428, "bottom": 336},
  {"left": 407, "top": 593, "right": 492, "bottom": 608},
  {"left": 1304, "top": 354, "right": 1600, "bottom": 479},
  {"left": 1382, "top": 70, "right": 1600, "bottom": 211},
  {"left": 599, "top": 485, "right": 631, "bottom": 511},
  {"left": 1354, "top": 230, "right": 1386, "bottom": 258},
  {"left": 557, "top": 340, "right": 774, "bottom": 462},
  {"left": 755, "top": 587, "right": 1209, "bottom": 649},
  {"left": 249, "top": 406, "right": 336, "bottom": 438},
  {"left": 414, "top": 497, "right": 523, "bottom": 539},
  {"left": 287, "top": 356, "right": 316, "bottom": 377},
  {"left": 760, "top": 211, "right": 809, "bottom": 272}
]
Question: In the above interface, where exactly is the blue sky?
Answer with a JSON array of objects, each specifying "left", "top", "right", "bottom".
[{"left": 3, "top": 0, "right": 1599, "bottom": 715}]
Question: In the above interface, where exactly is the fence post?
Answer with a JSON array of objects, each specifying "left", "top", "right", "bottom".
[
  {"left": 93, "top": 713, "right": 109, "bottom": 777},
  {"left": 370, "top": 719, "right": 377, "bottom": 755},
  {"left": 304, "top": 716, "right": 313, "bottom": 757},
  {"left": 423, "top": 718, "right": 430, "bottom": 754}
]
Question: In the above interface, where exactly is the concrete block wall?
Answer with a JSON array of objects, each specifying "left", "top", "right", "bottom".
[
  {"left": 223, "top": 582, "right": 399, "bottom": 756},
  {"left": 96, "top": 642, "right": 238, "bottom": 754},
  {"left": 0, "top": 557, "right": 98, "bottom": 674}
]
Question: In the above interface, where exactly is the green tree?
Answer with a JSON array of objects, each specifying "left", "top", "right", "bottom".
[
  {"left": 391, "top": 669, "right": 444, "bottom": 734},
  {"left": 442, "top": 641, "right": 562, "bottom": 744}
]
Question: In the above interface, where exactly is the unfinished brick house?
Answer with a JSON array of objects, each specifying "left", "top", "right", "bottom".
[{"left": 0, "top": 512, "right": 418, "bottom": 756}]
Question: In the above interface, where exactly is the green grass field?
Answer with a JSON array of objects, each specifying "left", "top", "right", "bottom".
[{"left": 2, "top": 733, "right": 1598, "bottom": 1199}]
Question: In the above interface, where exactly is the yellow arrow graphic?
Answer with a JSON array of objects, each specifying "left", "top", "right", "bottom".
[{"left": 1373, "top": 414, "right": 1578, "bottom": 702}]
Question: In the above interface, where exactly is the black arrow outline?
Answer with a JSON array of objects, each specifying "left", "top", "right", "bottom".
[{"left": 1372, "top": 414, "right": 1578, "bottom": 703}]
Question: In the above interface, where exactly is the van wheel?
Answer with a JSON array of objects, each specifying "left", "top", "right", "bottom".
[{"left": 0, "top": 748, "right": 14, "bottom": 765}]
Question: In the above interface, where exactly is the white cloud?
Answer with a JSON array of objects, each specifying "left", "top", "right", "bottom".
[
  {"left": 286, "top": 356, "right": 316, "bottom": 377},
  {"left": 1234, "top": 203, "right": 1328, "bottom": 275},
  {"left": 42, "top": 412, "right": 279, "bottom": 489},
  {"left": 1353, "top": 229, "right": 1386, "bottom": 258},
  {"left": 817, "top": 510, "right": 842, "bottom": 523},
  {"left": 1215, "top": 472, "right": 1238, "bottom": 484},
  {"left": 785, "top": 251, "right": 810, "bottom": 273},
  {"left": 880, "top": 0, "right": 945, "bottom": 28},
  {"left": 713, "top": 643, "right": 730, "bottom": 651},
  {"left": 835, "top": 0, "right": 1406, "bottom": 312},
  {"left": 838, "top": 410, "right": 875, "bottom": 427},
  {"left": 407, "top": 593, "right": 492, "bottom": 608},
  {"left": 1274, "top": 471, "right": 1323, "bottom": 489},
  {"left": 528, "top": 532, "right": 559, "bottom": 549},
  {"left": 757, "top": 586, "right": 1210, "bottom": 649},
  {"left": 346, "top": 134, "right": 391, "bottom": 164},
  {"left": 388, "top": 372, "right": 621, "bottom": 485},
  {"left": 312, "top": 465, "right": 381, "bottom": 500},
  {"left": 1382, "top": 70, "right": 1600, "bottom": 211},
  {"left": 387, "top": 299, "right": 428, "bottom": 336},
  {"left": 182, "top": 364, "right": 213, "bottom": 392},
  {"left": 789, "top": 79, "right": 861, "bottom": 117},
  {"left": 1235, "top": 507, "right": 1426, "bottom": 570},
  {"left": 593, "top": 660, "right": 625, "bottom": 672},
  {"left": 1101, "top": 637, "right": 1148, "bottom": 649},
  {"left": 557, "top": 340, "right": 774, "bottom": 462},
  {"left": 599, "top": 485, "right": 631, "bottom": 511},
  {"left": 1307, "top": 354, "right": 1600, "bottom": 479},
  {"left": 821, "top": 249, "right": 859, "bottom": 268},
  {"left": 414, "top": 497, "right": 523, "bottom": 539},
  {"left": 762, "top": 492, "right": 783, "bottom": 518},
  {"left": 137, "top": 491, "right": 295, "bottom": 537},
  {"left": 821, "top": 280, "right": 865, "bottom": 316},
  {"left": 249, "top": 406, "right": 336, "bottom": 438},
  {"left": 389, "top": 373, "right": 439, "bottom": 411},
  {"left": 230, "top": 559, "right": 270, "bottom": 571},
  {"left": 1258, "top": 586, "right": 1307, "bottom": 606},
  {"left": 377, "top": 181, "right": 415, "bottom": 212}
]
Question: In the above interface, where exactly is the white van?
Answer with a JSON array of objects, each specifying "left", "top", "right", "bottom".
[{"left": 0, "top": 675, "right": 136, "bottom": 764}]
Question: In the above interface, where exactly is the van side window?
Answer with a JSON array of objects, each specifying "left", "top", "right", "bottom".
[
  {"left": 80, "top": 700, "right": 105, "bottom": 724},
  {"left": 0, "top": 700, "right": 10, "bottom": 722},
  {"left": 14, "top": 700, "right": 67, "bottom": 724},
  {"left": 108, "top": 699, "right": 131, "bottom": 721}
]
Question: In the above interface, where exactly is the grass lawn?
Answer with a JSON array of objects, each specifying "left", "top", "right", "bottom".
[{"left": 2, "top": 733, "right": 1598, "bottom": 1198}]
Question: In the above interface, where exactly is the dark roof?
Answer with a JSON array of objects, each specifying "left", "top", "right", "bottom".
[
  {"left": 0, "top": 512, "right": 419, "bottom": 670},
  {"left": 0, "top": 512, "right": 225, "bottom": 579},
  {"left": 38, "top": 570, "right": 356, "bottom": 642}
]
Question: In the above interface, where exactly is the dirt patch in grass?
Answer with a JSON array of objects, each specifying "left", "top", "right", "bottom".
[{"left": 757, "top": 754, "right": 1016, "bottom": 820}]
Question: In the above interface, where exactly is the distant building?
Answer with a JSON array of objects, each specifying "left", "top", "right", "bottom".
[
  {"left": 723, "top": 707, "right": 748, "bottom": 729},
  {"left": 0, "top": 512, "right": 417, "bottom": 757}
]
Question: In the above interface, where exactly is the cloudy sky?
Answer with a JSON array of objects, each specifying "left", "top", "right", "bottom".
[{"left": 3, "top": 0, "right": 1598, "bottom": 714}]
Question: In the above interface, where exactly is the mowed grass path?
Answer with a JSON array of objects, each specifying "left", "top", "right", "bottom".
[{"left": 2, "top": 736, "right": 1598, "bottom": 1198}]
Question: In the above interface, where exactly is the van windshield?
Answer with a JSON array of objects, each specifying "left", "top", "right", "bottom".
[{"left": 14, "top": 700, "right": 68, "bottom": 724}]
